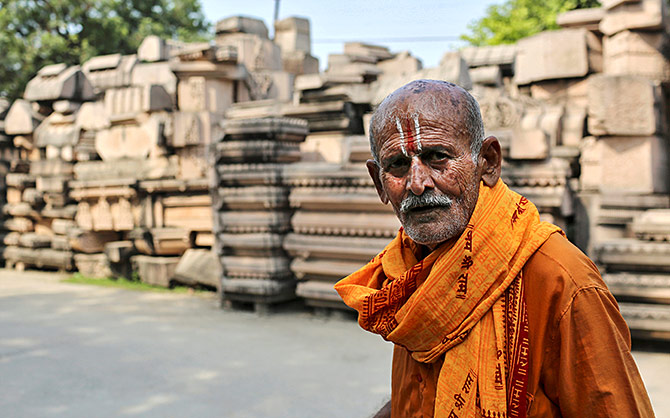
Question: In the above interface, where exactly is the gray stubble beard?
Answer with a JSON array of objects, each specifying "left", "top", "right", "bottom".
[{"left": 397, "top": 179, "right": 479, "bottom": 247}]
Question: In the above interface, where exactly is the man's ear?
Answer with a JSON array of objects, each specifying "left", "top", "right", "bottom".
[
  {"left": 478, "top": 136, "right": 502, "bottom": 187},
  {"left": 366, "top": 159, "right": 389, "bottom": 204}
]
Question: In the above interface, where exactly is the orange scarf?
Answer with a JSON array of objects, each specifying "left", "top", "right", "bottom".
[{"left": 335, "top": 179, "right": 561, "bottom": 417}]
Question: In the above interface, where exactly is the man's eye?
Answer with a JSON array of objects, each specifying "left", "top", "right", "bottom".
[
  {"left": 426, "top": 151, "right": 449, "bottom": 161},
  {"left": 387, "top": 159, "right": 409, "bottom": 170}
]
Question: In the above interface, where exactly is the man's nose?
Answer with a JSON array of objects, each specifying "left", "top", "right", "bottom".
[{"left": 407, "top": 157, "right": 434, "bottom": 195}]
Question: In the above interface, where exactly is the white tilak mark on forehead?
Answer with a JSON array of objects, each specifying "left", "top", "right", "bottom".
[
  {"left": 413, "top": 113, "right": 422, "bottom": 153},
  {"left": 395, "top": 116, "right": 408, "bottom": 157}
]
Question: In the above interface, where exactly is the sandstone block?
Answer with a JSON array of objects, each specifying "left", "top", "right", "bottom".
[
  {"left": 281, "top": 50, "right": 319, "bottom": 76},
  {"left": 604, "top": 30, "right": 670, "bottom": 81},
  {"left": 600, "top": 0, "right": 668, "bottom": 36},
  {"left": 76, "top": 102, "right": 110, "bottom": 131},
  {"left": 177, "top": 77, "right": 234, "bottom": 113},
  {"left": 104, "top": 85, "right": 172, "bottom": 118},
  {"left": 514, "top": 28, "right": 602, "bottom": 85},
  {"left": 461, "top": 44, "right": 517, "bottom": 68},
  {"left": 509, "top": 108, "right": 551, "bottom": 160},
  {"left": 343, "top": 42, "right": 392, "bottom": 61},
  {"left": 584, "top": 136, "right": 669, "bottom": 193},
  {"left": 130, "top": 227, "right": 190, "bottom": 256},
  {"left": 602, "top": 0, "right": 641, "bottom": 10},
  {"left": 74, "top": 157, "right": 178, "bottom": 181},
  {"left": 137, "top": 36, "right": 169, "bottom": 62},
  {"left": 172, "top": 112, "right": 223, "bottom": 147},
  {"left": 82, "top": 54, "right": 137, "bottom": 91},
  {"left": 4, "top": 99, "right": 43, "bottom": 135},
  {"left": 104, "top": 240, "right": 137, "bottom": 279},
  {"left": 131, "top": 62, "right": 177, "bottom": 101},
  {"left": 19, "top": 233, "right": 52, "bottom": 249},
  {"left": 215, "top": 33, "right": 281, "bottom": 72},
  {"left": 74, "top": 253, "right": 113, "bottom": 278},
  {"left": 24, "top": 64, "right": 95, "bottom": 102},
  {"left": 274, "top": 17, "right": 311, "bottom": 54},
  {"left": 376, "top": 51, "right": 422, "bottom": 78},
  {"left": 561, "top": 106, "right": 587, "bottom": 147},
  {"left": 131, "top": 255, "right": 179, "bottom": 287},
  {"left": 557, "top": 7, "right": 605, "bottom": 30},
  {"left": 632, "top": 209, "right": 670, "bottom": 241},
  {"left": 587, "top": 74, "right": 662, "bottom": 136},
  {"left": 69, "top": 230, "right": 122, "bottom": 253},
  {"left": 470, "top": 66, "right": 502, "bottom": 86},
  {"left": 215, "top": 16, "right": 269, "bottom": 38},
  {"left": 173, "top": 249, "right": 222, "bottom": 289}
]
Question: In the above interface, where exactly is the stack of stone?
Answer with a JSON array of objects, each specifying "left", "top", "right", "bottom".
[
  {"left": 126, "top": 37, "right": 242, "bottom": 289},
  {"left": 501, "top": 27, "right": 602, "bottom": 234},
  {"left": 215, "top": 16, "right": 294, "bottom": 103},
  {"left": 594, "top": 210, "right": 670, "bottom": 339},
  {"left": 3, "top": 64, "right": 94, "bottom": 271},
  {"left": 211, "top": 117, "right": 308, "bottom": 313},
  {"left": 582, "top": 0, "right": 670, "bottom": 339},
  {"left": 284, "top": 137, "right": 399, "bottom": 311},
  {"left": 0, "top": 99, "right": 23, "bottom": 264},
  {"left": 71, "top": 48, "right": 176, "bottom": 279}
]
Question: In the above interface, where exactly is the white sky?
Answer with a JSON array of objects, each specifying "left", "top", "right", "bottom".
[{"left": 201, "top": 0, "right": 496, "bottom": 70}]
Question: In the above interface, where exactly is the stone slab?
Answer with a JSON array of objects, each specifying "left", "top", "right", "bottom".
[
  {"left": 216, "top": 232, "right": 285, "bottom": 256},
  {"left": 587, "top": 74, "right": 661, "bottom": 136},
  {"left": 215, "top": 16, "right": 269, "bottom": 38},
  {"left": 173, "top": 249, "right": 222, "bottom": 289},
  {"left": 4, "top": 99, "right": 43, "bottom": 135},
  {"left": 291, "top": 211, "right": 400, "bottom": 237},
  {"left": 593, "top": 136, "right": 668, "bottom": 193},
  {"left": 68, "top": 230, "right": 122, "bottom": 254},
  {"left": 214, "top": 186, "right": 289, "bottom": 211},
  {"left": 283, "top": 233, "right": 388, "bottom": 262},
  {"left": 600, "top": 0, "right": 668, "bottom": 36},
  {"left": 514, "top": 28, "right": 602, "bottom": 85},
  {"left": 131, "top": 255, "right": 179, "bottom": 287},
  {"left": 82, "top": 54, "right": 137, "bottom": 91},
  {"left": 220, "top": 278, "right": 296, "bottom": 302},
  {"left": 604, "top": 30, "right": 670, "bottom": 81},
  {"left": 556, "top": 7, "right": 605, "bottom": 30},
  {"left": 24, "top": 65, "right": 95, "bottom": 102},
  {"left": 74, "top": 253, "right": 113, "bottom": 278},
  {"left": 217, "top": 210, "right": 291, "bottom": 234}
]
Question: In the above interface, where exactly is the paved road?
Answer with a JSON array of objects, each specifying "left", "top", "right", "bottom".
[{"left": 0, "top": 270, "right": 668, "bottom": 418}]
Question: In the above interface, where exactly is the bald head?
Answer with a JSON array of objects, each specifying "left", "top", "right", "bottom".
[{"left": 369, "top": 79, "right": 485, "bottom": 164}]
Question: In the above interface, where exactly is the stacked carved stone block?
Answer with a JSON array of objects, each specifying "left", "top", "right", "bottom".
[
  {"left": 212, "top": 117, "right": 308, "bottom": 312},
  {"left": 3, "top": 64, "right": 94, "bottom": 271},
  {"left": 284, "top": 137, "right": 399, "bottom": 311},
  {"left": 594, "top": 209, "right": 670, "bottom": 339}
]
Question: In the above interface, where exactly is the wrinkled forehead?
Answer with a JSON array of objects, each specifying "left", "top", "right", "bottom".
[{"left": 374, "top": 87, "right": 470, "bottom": 143}]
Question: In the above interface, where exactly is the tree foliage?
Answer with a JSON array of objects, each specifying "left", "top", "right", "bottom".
[
  {"left": 0, "top": 0, "right": 210, "bottom": 101},
  {"left": 461, "top": 0, "right": 601, "bottom": 46}
]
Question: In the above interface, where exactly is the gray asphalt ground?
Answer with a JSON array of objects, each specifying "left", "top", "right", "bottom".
[{"left": 0, "top": 269, "right": 668, "bottom": 418}]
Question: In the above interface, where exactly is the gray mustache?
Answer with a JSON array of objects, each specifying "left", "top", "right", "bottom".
[{"left": 399, "top": 192, "right": 453, "bottom": 213}]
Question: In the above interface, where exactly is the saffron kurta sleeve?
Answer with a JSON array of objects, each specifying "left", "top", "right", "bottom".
[
  {"left": 391, "top": 234, "right": 655, "bottom": 418},
  {"left": 524, "top": 234, "right": 654, "bottom": 417}
]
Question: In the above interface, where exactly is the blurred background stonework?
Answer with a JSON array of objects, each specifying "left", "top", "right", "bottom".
[{"left": 0, "top": 0, "right": 669, "bottom": 344}]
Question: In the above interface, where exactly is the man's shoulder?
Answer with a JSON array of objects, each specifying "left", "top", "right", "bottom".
[
  {"left": 523, "top": 232, "right": 612, "bottom": 318},
  {"left": 525, "top": 232, "right": 607, "bottom": 291}
]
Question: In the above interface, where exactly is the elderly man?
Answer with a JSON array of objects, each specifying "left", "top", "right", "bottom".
[{"left": 334, "top": 80, "right": 654, "bottom": 417}]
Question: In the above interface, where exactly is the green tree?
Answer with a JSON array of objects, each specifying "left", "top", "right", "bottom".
[
  {"left": 461, "top": 0, "right": 601, "bottom": 46},
  {"left": 0, "top": 0, "right": 211, "bottom": 101}
]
